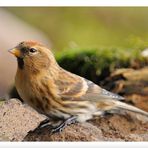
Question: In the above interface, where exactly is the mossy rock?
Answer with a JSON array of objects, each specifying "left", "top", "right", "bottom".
[{"left": 57, "top": 47, "right": 147, "bottom": 85}]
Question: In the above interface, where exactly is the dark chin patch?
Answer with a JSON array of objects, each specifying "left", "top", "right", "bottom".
[{"left": 17, "top": 58, "right": 24, "bottom": 69}]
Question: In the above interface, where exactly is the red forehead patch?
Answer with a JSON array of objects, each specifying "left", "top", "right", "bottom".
[{"left": 19, "top": 40, "right": 43, "bottom": 47}]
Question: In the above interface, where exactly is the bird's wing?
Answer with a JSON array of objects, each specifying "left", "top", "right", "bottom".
[{"left": 58, "top": 75, "right": 124, "bottom": 101}]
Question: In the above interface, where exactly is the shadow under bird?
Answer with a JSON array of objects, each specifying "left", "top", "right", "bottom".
[{"left": 8, "top": 40, "right": 148, "bottom": 133}]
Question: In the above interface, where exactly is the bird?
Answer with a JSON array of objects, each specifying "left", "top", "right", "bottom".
[{"left": 8, "top": 40, "right": 148, "bottom": 133}]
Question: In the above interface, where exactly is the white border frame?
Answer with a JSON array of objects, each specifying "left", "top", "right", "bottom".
[
  {"left": 0, "top": 0, "right": 148, "bottom": 147},
  {"left": 1, "top": 142, "right": 148, "bottom": 148},
  {"left": 1, "top": 0, "right": 148, "bottom": 6}
]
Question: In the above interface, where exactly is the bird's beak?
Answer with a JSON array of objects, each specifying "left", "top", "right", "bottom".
[{"left": 8, "top": 48, "right": 21, "bottom": 57}]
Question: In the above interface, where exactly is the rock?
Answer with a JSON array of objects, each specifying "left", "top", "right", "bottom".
[
  {"left": 0, "top": 99, "right": 147, "bottom": 141},
  {"left": 0, "top": 99, "right": 45, "bottom": 141},
  {"left": 90, "top": 114, "right": 148, "bottom": 141}
]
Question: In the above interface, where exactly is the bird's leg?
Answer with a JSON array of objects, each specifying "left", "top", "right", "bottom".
[
  {"left": 38, "top": 118, "right": 51, "bottom": 128},
  {"left": 51, "top": 116, "right": 77, "bottom": 134}
]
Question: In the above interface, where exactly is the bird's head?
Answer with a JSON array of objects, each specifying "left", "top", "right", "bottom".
[{"left": 9, "top": 40, "right": 58, "bottom": 74}]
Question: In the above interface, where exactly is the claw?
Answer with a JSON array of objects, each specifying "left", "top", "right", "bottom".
[
  {"left": 28, "top": 116, "right": 77, "bottom": 135},
  {"left": 50, "top": 116, "right": 77, "bottom": 134}
]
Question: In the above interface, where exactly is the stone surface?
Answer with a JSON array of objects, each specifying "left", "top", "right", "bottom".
[
  {"left": 0, "top": 99, "right": 45, "bottom": 141},
  {"left": 24, "top": 123, "right": 104, "bottom": 141}
]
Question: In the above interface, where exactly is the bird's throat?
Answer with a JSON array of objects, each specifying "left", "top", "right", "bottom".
[{"left": 17, "top": 57, "right": 24, "bottom": 69}]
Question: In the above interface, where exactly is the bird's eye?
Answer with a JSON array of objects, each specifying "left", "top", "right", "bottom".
[{"left": 29, "top": 48, "right": 37, "bottom": 53}]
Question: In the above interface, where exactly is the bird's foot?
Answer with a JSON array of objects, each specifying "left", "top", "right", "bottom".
[
  {"left": 50, "top": 116, "right": 77, "bottom": 134},
  {"left": 28, "top": 116, "right": 77, "bottom": 135}
]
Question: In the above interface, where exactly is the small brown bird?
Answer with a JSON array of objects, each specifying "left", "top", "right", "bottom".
[{"left": 9, "top": 40, "right": 148, "bottom": 132}]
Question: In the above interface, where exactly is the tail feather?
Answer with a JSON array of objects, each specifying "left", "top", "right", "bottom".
[{"left": 114, "top": 101, "right": 148, "bottom": 117}]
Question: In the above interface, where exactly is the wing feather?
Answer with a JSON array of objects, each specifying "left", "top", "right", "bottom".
[{"left": 57, "top": 72, "right": 124, "bottom": 101}]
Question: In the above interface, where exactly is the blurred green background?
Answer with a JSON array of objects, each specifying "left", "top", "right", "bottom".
[{"left": 8, "top": 7, "right": 148, "bottom": 50}]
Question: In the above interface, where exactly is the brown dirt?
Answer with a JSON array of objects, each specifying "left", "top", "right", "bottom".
[{"left": 0, "top": 99, "right": 147, "bottom": 141}]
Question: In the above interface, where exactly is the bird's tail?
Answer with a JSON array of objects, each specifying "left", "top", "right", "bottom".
[
  {"left": 111, "top": 100, "right": 148, "bottom": 117},
  {"left": 97, "top": 100, "right": 148, "bottom": 118}
]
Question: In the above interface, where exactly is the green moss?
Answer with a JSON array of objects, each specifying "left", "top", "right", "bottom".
[{"left": 56, "top": 47, "right": 147, "bottom": 84}]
